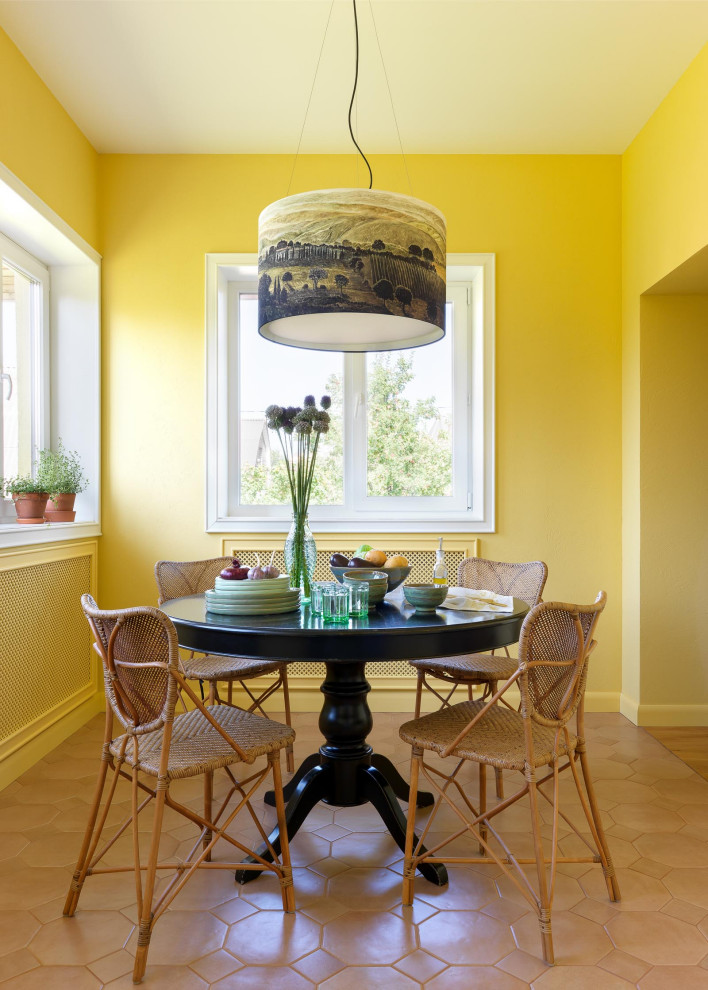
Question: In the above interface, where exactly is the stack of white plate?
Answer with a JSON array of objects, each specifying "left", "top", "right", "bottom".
[{"left": 205, "top": 574, "right": 299, "bottom": 615}]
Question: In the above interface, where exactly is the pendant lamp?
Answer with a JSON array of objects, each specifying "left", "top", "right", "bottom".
[{"left": 257, "top": 1, "right": 446, "bottom": 353}]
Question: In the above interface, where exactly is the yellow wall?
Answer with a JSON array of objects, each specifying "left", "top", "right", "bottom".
[
  {"left": 622, "top": 42, "right": 708, "bottom": 723},
  {"left": 0, "top": 28, "right": 98, "bottom": 247},
  {"left": 639, "top": 296, "right": 708, "bottom": 717},
  {"left": 99, "top": 153, "right": 623, "bottom": 702}
]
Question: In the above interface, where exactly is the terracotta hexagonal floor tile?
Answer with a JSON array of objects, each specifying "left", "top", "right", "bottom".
[
  {"left": 320, "top": 966, "right": 418, "bottom": 990},
  {"left": 19, "top": 831, "right": 91, "bottom": 869},
  {"left": 633, "top": 831, "right": 708, "bottom": 868},
  {"left": 239, "top": 867, "right": 326, "bottom": 910},
  {"left": 292, "top": 948, "right": 344, "bottom": 983},
  {"left": 287, "top": 830, "right": 332, "bottom": 866},
  {"left": 496, "top": 870, "right": 585, "bottom": 912},
  {"left": 418, "top": 909, "right": 515, "bottom": 965},
  {"left": 323, "top": 911, "right": 417, "bottom": 966},
  {"left": 327, "top": 867, "right": 403, "bottom": 911},
  {"left": 607, "top": 911, "right": 708, "bottom": 965},
  {"left": 610, "top": 802, "right": 686, "bottom": 833},
  {"left": 0, "top": 910, "right": 40, "bottom": 956},
  {"left": 211, "top": 965, "right": 314, "bottom": 989},
  {"left": 0, "top": 966, "right": 102, "bottom": 990},
  {"left": 394, "top": 947, "right": 448, "bottom": 982},
  {"left": 679, "top": 805, "right": 708, "bottom": 828},
  {"left": 511, "top": 910, "right": 613, "bottom": 965},
  {"left": 0, "top": 833, "right": 29, "bottom": 862},
  {"left": 0, "top": 804, "right": 59, "bottom": 832},
  {"left": 631, "top": 758, "right": 693, "bottom": 779},
  {"left": 225, "top": 909, "right": 320, "bottom": 965},
  {"left": 408, "top": 867, "right": 498, "bottom": 912},
  {"left": 426, "top": 964, "right": 529, "bottom": 988},
  {"left": 637, "top": 965, "right": 708, "bottom": 988},
  {"left": 579, "top": 867, "right": 670, "bottom": 911},
  {"left": 653, "top": 779, "right": 708, "bottom": 805},
  {"left": 29, "top": 910, "right": 134, "bottom": 965},
  {"left": 531, "top": 966, "right": 635, "bottom": 988},
  {"left": 594, "top": 780, "right": 657, "bottom": 806},
  {"left": 330, "top": 830, "right": 402, "bottom": 867},
  {"left": 128, "top": 908, "right": 226, "bottom": 965},
  {"left": 104, "top": 964, "right": 208, "bottom": 989},
  {"left": 662, "top": 867, "right": 708, "bottom": 909}
]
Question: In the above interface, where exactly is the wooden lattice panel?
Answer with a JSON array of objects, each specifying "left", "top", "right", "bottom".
[
  {"left": 228, "top": 544, "right": 466, "bottom": 680},
  {"left": 0, "top": 554, "right": 93, "bottom": 744}
]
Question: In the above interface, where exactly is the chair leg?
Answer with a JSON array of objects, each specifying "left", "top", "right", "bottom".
[
  {"left": 280, "top": 665, "right": 295, "bottom": 773},
  {"left": 527, "top": 774, "right": 554, "bottom": 965},
  {"left": 478, "top": 763, "right": 488, "bottom": 854},
  {"left": 414, "top": 672, "right": 424, "bottom": 718},
  {"left": 203, "top": 770, "right": 213, "bottom": 861},
  {"left": 63, "top": 748, "right": 112, "bottom": 917},
  {"left": 270, "top": 752, "right": 296, "bottom": 912},
  {"left": 132, "top": 779, "right": 168, "bottom": 984},
  {"left": 577, "top": 747, "right": 621, "bottom": 902},
  {"left": 402, "top": 747, "right": 422, "bottom": 905}
]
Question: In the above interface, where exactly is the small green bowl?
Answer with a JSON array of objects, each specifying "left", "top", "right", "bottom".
[
  {"left": 403, "top": 583, "right": 449, "bottom": 612},
  {"left": 343, "top": 569, "right": 388, "bottom": 608}
]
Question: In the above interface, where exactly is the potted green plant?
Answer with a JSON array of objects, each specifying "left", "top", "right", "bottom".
[
  {"left": 36, "top": 439, "right": 87, "bottom": 522},
  {"left": 0, "top": 474, "right": 50, "bottom": 524}
]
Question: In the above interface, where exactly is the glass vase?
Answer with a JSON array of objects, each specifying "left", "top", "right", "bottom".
[{"left": 284, "top": 511, "right": 317, "bottom": 603}]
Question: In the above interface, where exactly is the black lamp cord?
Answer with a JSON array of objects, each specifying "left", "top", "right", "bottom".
[{"left": 348, "top": 0, "right": 373, "bottom": 189}]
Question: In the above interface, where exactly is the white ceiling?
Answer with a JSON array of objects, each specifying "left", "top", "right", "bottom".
[{"left": 2, "top": 0, "right": 708, "bottom": 155}]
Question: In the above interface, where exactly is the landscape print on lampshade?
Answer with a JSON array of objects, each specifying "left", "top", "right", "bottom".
[{"left": 258, "top": 188, "right": 446, "bottom": 332}]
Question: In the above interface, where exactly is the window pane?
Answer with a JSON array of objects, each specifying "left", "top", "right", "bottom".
[
  {"left": 237, "top": 294, "right": 344, "bottom": 505},
  {"left": 2, "top": 261, "right": 37, "bottom": 482},
  {"left": 366, "top": 303, "right": 453, "bottom": 497}
]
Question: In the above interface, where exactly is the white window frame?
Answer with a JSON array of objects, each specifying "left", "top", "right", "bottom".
[
  {"left": 0, "top": 163, "right": 101, "bottom": 548},
  {"left": 206, "top": 253, "right": 495, "bottom": 534},
  {"left": 0, "top": 232, "right": 50, "bottom": 522}
]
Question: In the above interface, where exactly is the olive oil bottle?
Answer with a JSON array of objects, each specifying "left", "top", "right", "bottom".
[{"left": 432, "top": 537, "right": 448, "bottom": 586}]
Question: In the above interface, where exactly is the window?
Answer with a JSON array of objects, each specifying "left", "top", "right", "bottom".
[
  {"left": 0, "top": 234, "right": 49, "bottom": 521},
  {"left": 207, "top": 254, "right": 494, "bottom": 533},
  {"left": 0, "top": 162, "right": 101, "bottom": 546}
]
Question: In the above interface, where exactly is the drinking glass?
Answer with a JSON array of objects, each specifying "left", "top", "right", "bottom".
[
  {"left": 348, "top": 581, "right": 370, "bottom": 616},
  {"left": 311, "top": 581, "right": 337, "bottom": 616},
  {"left": 323, "top": 585, "right": 350, "bottom": 623}
]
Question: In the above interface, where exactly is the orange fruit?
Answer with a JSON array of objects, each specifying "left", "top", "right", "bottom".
[
  {"left": 364, "top": 549, "right": 387, "bottom": 567},
  {"left": 384, "top": 555, "right": 408, "bottom": 568}
]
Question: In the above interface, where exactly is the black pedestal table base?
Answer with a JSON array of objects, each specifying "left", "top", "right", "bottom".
[{"left": 236, "top": 660, "right": 447, "bottom": 886}]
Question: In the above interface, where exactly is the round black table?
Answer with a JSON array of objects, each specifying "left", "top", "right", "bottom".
[{"left": 162, "top": 594, "right": 528, "bottom": 886}]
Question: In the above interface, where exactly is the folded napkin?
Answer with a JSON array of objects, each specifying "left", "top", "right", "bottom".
[{"left": 439, "top": 587, "right": 514, "bottom": 612}]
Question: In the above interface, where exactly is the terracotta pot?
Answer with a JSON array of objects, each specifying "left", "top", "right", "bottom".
[
  {"left": 12, "top": 492, "right": 50, "bottom": 524},
  {"left": 44, "top": 492, "right": 77, "bottom": 523}
]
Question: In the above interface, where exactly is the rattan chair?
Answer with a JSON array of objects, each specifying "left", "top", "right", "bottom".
[
  {"left": 400, "top": 592, "right": 619, "bottom": 965},
  {"left": 409, "top": 558, "right": 548, "bottom": 798},
  {"left": 155, "top": 557, "right": 294, "bottom": 772},
  {"left": 65, "top": 595, "right": 295, "bottom": 984}
]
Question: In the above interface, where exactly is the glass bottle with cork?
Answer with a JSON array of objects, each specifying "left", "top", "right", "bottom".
[{"left": 433, "top": 537, "right": 448, "bottom": 586}]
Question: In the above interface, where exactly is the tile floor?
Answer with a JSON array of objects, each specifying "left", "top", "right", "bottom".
[{"left": 1, "top": 711, "right": 708, "bottom": 988}]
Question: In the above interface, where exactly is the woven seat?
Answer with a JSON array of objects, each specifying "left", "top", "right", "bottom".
[
  {"left": 65, "top": 596, "right": 296, "bottom": 985},
  {"left": 410, "top": 557, "right": 547, "bottom": 800},
  {"left": 401, "top": 592, "right": 620, "bottom": 967},
  {"left": 110, "top": 704, "right": 295, "bottom": 780},
  {"left": 408, "top": 651, "right": 517, "bottom": 684},
  {"left": 182, "top": 653, "right": 282, "bottom": 682},
  {"left": 155, "top": 557, "right": 294, "bottom": 772},
  {"left": 401, "top": 698, "right": 578, "bottom": 769}
]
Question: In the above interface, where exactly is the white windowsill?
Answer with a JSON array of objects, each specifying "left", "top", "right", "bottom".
[
  {"left": 0, "top": 521, "right": 101, "bottom": 550},
  {"left": 207, "top": 517, "right": 492, "bottom": 535}
]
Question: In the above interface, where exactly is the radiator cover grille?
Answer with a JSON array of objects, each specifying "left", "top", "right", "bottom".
[
  {"left": 0, "top": 554, "right": 93, "bottom": 744},
  {"left": 229, "top": 545, "right": 466, "bottom": 679}
]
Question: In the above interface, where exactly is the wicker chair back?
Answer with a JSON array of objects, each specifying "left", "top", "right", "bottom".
[
  {"left": 82, "top": 593, "right": 180, "bottom": 734},
  {"left": 456, "top": 558, "right": 548, "bottom": 608},
  {"left": 154, "top": 556, "right": 233, "bottom": 606},
  {"left": 518, "top": 592, "right": 606, "bottom": 727}
]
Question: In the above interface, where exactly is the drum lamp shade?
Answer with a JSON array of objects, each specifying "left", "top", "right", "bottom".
[{"left": 258, "top": 188, "right": 447, "bottom": 352}]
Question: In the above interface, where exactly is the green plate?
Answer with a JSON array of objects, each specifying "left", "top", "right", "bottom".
[
  {"left": 214, "top": 575, "right": 291, "bottom": 593},
  {"left": 204, "top": 600, "right": 301, "bottom": 615}
]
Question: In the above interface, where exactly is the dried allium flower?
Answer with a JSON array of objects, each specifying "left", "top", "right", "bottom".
[
  {"left": 313, "top": 420, "right": 330, "bottom": 433},
  {"left": 304, "top": 395, "right": 316, "bottom": 407},
  {"left": 294, "top": 421, "right": 312, "bottom": 434},
  {"left": 321, "top": 395, "right": 332, "bottom": 409}
]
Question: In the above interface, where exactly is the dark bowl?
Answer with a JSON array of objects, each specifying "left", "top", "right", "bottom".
[{"left": 331, "top": 564, "right": 412, "bottom": 594}]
